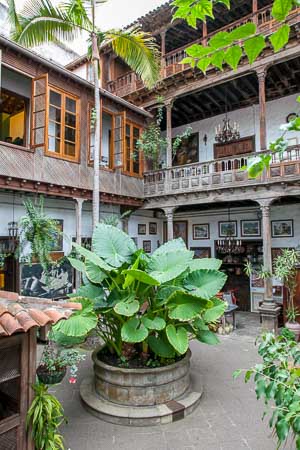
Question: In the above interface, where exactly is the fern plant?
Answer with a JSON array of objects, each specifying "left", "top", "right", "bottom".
[{"left": 19, "top": 197, "right": 61, "bottom": 271}]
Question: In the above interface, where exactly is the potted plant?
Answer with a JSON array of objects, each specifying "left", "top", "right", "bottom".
[
  {"left": 52, "top": 224, "right": 227, "bottom": 422},
  {"left": 273, "top": 249, "right": 300, "bottom": 341},
  {"left": 37, "top": 341, "right": 85, "bottom": 385}
]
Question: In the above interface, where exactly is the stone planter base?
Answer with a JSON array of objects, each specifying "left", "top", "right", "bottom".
[{"left": 80, "top": 376, "right": 202, "bottom": 426}]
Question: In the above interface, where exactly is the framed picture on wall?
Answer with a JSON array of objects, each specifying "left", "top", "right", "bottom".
[
  {"left": 271, "top": 220, "right": 294, "bottom": 238},
  {"left": 143, "top": 240, "right": 151, "bottom": 253},
  {"left": 190, "top": 247, "right": 211, "bottom": 259},
  {"left": 241, "top": 220, "right": 261, "bottom": 237},
  {"left": 138, "top": 224, "right": 146, "bottom": 235},
  {"left": 149, "top": 222, "right": 157, "bottom": 235},
  {"left": 193, "top": 224, "right": 210, "bottom": 240},
  {"left": 50, "top": 219, "right": 63, "bottom": 251},
  {"left": 218, "top": 221, "right": 237, "bottom": 238},
  {"left": 173, "top": 221, "right": 188, "bottom": 244}
]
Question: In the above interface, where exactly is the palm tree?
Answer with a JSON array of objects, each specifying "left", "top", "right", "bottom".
[{"left": 7, "top": 0, "right": 159, "bottom": 229}]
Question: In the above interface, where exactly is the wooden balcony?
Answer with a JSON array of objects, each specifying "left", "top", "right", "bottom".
[
  {"left": 106, "top": 5, "right": 300, "bottom": 98},
  {"left": 143, "top": 146, "right": 300, "bottom": 198}
]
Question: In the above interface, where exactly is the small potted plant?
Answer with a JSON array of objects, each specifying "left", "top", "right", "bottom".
[{"left": 37, "top": 341, "right": 85, "bottom": 385}]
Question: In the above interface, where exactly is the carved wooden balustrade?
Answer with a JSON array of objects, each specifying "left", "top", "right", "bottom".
[
  {"left": 143, "top": 145, "right": 300, "bottom": 197},
  {"left": 107, "top": 5, "right": 300, "bottom": 97}
]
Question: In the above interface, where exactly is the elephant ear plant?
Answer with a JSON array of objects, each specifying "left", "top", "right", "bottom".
[{"left": 52, "top": 224, "right": 227, "bottom": 365}]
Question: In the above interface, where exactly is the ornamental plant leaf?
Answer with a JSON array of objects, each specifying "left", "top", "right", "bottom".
[
  {"left": 211, "top": 49, "right": 225, "bottom": 70},
  {"left": 276, "top": 418, "right": 290, "bottom": 442},
  {"left": 148, "top": 335, "right": 175, "bottom": 358},
  {"left": 224, "top": 45, "right": 242, "bottom": 70},
  {"left": 68, "top": 257, "right": 85, "bottom": 272},
  {"left": 166, "top": 324, "right": 189, "bottom": 355},
  {"left": 92, "top": 223, "right": 136, "bottom": 267},
  {"left": 196, "top": 330, "right": 220, "bottom": 345},
  {"left": 229, "top": 22, "right": 256, "bottom": 41},
  {"left": 122, "top": 269, "right": 160, "bottom": 286},
  {"left": 186, "top": 44, "right": 212, "bottom": 58},
  {"left": 141, "top": 316, "right": 166, "bottom": 330},
  {"left": 217, "top": 0, "right": 230, "bottom": 7},
  {"left": 147, "top": 249, "right": 194, "bottom": 284},
  {"left": 189, "top": 258, "right": 222, "bottom": 271},
  {"left": 184, "top": 269, "right": 227, "bottom": 299},
  {"left": 85, "top": 259, "right": 107, "bottom": 283},
  {"left": 269, "top": 24, "right": 290, "bottom": 52},
  {"left": 69, "top": 282, "right": 105, "bottom": 305},
  {"left": 271, "top": 0, "right": 293, "bottom": 21},
  {"left": 121, "top": 318, "right": 148, "bottom": 343},
  {"left": 151, "top": 238, "right": 187, "bottom": 257},
  {"left": 52, "top": 299, "right": 98, "bottom": 338},
  {"left": 168, "top": 299, "right": 205, "bottom": 321},
  {"left": 197, "top": 56, "right": 212, "bottom": 74},
  {"left": 114, "top": 298, "right": 140, "bottom": 317},
  {"left": 209, "top": 31, "right": 233, "bottom": 49},
  {"left": 203, "top": 301, "right": 226, "bottom": 323},
  {"left": 244, "top": 35, "right": 265, "bottom": 65},
  {"left": 72, "top": 242, "right": 112, "bottom": 271}
]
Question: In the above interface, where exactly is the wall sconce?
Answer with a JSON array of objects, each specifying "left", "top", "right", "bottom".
[{"left": 203, "top": 134, "right": 208, "bottom": 146}]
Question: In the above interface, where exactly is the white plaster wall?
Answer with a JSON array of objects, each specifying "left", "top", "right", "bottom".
[
  {"left": 170, "top": 93, "right": 300, "bottom": 163},
  {"left": 128, "top": 210, "right": 163, "bottom": 253},
  {"left": 72, "top": 64, "right": 88, "bottom": 80}
]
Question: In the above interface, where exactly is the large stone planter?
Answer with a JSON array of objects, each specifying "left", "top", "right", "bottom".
[
  {"left": 80, "top": 346, "right": 203, "bottom": 426},
  {"left": 93, "top": 347, "right": 191, "bottom": 406}
]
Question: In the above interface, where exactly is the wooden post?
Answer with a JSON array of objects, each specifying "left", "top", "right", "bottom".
[
  {"left": 165, "top": 99, "right": 173, "bottom": 168},
  {"left": 258, "top": 198, "right": 281, "bottom": 333},
  {"left": 164, "top": 207, "right": 175, "bottom": 241},
  {"left": 252, "top": 0, "right": 258, "bottom": 24},
  {"left": 257, "top": 68, "right": 267, "bottom": 151},
  {"left": 75, "top": 198, "right": 84, "bottom": 289},
  {"left": 203, "top": 22, "right": 208, "bottom": 45},
  {"left": 160, "top": 30, "right": 167, "bottom": 77}
]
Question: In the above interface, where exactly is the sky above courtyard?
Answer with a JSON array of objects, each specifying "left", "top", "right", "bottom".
[{"left": 10, "top": 0, "right": 167, "bottom": 54}]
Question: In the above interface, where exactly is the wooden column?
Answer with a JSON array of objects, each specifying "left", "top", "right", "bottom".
[
  {"left": 257, "top": 68, "right": 267, "bottom": 151},
  {"left": 202, "top": 22, "right": 208, "bottom": 45},
  {"left": 164, "top": 207, "right": 175, "bottom": 241},
  {"left": 252, "top": 0, "right": 258, "bottom": 24},
  {"left": 258, "top": 198, "right": 281, "bottom": 333},
  {"left": 165, "top": 100, "right": 173, "bottom": 167},
  {"left": 75, "top": 198, "right": 84, "bottom": 289},
  {"left": 160, "top": 30, "right": 167, "bottom": 76}
]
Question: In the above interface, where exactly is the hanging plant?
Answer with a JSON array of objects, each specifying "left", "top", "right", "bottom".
[{"left": 18, "top": 197, "right": 61, "bottom": 271}]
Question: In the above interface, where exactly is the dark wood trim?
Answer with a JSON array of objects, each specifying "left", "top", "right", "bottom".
[{"left": 214, "top": 136, "right": 255, "bottom": 159}]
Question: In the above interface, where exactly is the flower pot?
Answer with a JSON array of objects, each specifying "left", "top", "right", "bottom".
[
  {"left": 36, "top": 365, "right": 67, "bottom": 385},
  {"left": 92, "top": 347, "right": 191, "bottom": 406},
  {"left": 285, "top": 321, "right": 300, "bottom": 342}
]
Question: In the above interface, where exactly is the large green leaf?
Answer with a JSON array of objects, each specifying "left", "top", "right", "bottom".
[
  {"left": 69, "top": 282, "right": 105, "bottom": 307},
  {"left": 68, "top": 257, "right": 85, "bottom": 272},
  {"left": 196, "top": 330, "right": 220, "bottom": 345},
  {"left": 166, "top": 324, "right": 189, "bottom": 355},
  {"left": 141, "top": 316, "right": 166, "bottom": 330},
  {"left": 203, "top": 302, "right": 226, "bottom": 323},
  {"left": 52, "top": 299, "right": 98, "bottom": 338},
  {"left": 122, "top": 252, "right": 141, "bottom": 289},
  {"left": 244, "top": 35, "right": 265, "bottom": 64},
  {"left": 271, "top": 0, "right": 293, "bottom": 21},
  {"left": 197, "top": 56, "right": 212, "bottom": 74},
  {"left": 85, "top": 260, "right": 107, "bottom": 284},
  {"left": 224, "top": 45, "right": 242, "bottom": 70},
  {"left": 209, "top": 31, "right": 232, "bottom": 49},
  {"left": 122, "top": 269, "right": 160, "bottom": 286},
  {"left": 269, "top": 24, "right": 290, "bottom": 52},
  {"left": 92, "top": 223, "right": 136, "bottom": 267},
  {"left": 151, "top": 238, "right": 187, "bottom": 257},
  {"left": 189, "top": 258, "right": 222, "bottom": 272},
  {"left": 114, "top": 298, "right": 140, "bottom": 317},
  {"left": 229, "top": 22, "right": 256, "bottom": 41},
  {"left": 211, "top": 49, "right": 225, "bottom": 70},
  {"left": 148, "top": 249, "right": 193, "bottom": 284},
  {"left": 148, "top": 335, "right": 175, "bottom": 358},
  {"left": 167, "top": 292, "right": 210, "bottom": 321},
  {"left": 168, "top": 291, "right": 211, "bottom": 308},
  {"left": 156, "top": 286, "right": 184, "bottom": 306},
  {"left": 72, "top": 242, "right": 112, "bottom": 271},
  {"left": 121, "top": 318, "right": 148, "bottom": 343},
  {"left": 184, "top": 270, "right": 227, "bottom": 299}
]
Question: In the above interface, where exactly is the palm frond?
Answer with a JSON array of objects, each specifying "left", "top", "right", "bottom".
[
  {"left": 105, "top": 28, "right": 160, "bottom": 89},
  {"left": 11, "top": 0, "right": 84, "bottom": 47},
  {"left": 6, "top": 0, "right": 22, "bottom": 36},
  {"left": 60, "top": 0, "right": 93, "bottom": 32}
]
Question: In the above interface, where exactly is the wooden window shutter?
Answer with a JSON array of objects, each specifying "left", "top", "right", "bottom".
[
  {"left": 31, "top": 74, "right": 48, "bottom": 148},
  {"left": 113, "top": 111, "right": 126, "bottom": 168}
]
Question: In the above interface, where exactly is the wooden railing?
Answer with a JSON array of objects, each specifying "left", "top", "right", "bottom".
[
  {"left": 143, "top": 146, "right": 300, "bottom": 197},
  {"left": 106, "top": 5, "right": 300, "bottom": 97}
]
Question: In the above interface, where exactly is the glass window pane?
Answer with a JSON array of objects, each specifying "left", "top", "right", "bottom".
[
  {"left": 0, "top": 89, "right": 26, "bottom": 146},
  {"left": 133, "top": 138, "right": 140, "bottom": 173},
  {"left": 49, "top": 106, "right": 61, "bottom": 122},
  {"left": 48, "top": 136, "right": 60, "bottom": 153},
  {"left": 64, "top": 141, "right": 75, "bottom": 157},
  {"left": 65, "top": 112, "right": 76, "bottom": 127},
  {"left": 50, "top": 90, "right": 61, "bottom": 107},
  {"left": 66, "top": 97, "right": 76, "bottom": 113},
  {"left": 133, "top": 127, "right": 140, "bottom": 138},
  {"left": 49, "top": 121, "right": 61, "bottom": 138},
  {"left": 65, "top": 126, "right": 75, "bottom": 142},
  {"left": 126, "top": 124, "right": 130, "bottom": 136}
]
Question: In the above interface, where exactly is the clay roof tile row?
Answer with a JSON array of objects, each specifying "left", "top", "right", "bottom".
[{"left": 0, "top": 290, "right": 81, "bottom": 337}]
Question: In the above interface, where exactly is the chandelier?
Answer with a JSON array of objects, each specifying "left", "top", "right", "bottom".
[
  {"left": 215, "top": 115, "right": 240, "bottom": 144},
  {"left": 216, "top": 205, "right": 242, "bottom": 255}
]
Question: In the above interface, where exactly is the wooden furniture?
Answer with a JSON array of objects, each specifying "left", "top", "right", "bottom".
[{"left": 214, "top": 136, "right": 255, "bottom": 159}]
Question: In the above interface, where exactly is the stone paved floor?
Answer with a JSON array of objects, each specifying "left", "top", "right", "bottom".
[{"left": 51, "top": 312, "right": 285, "bottom": 450}]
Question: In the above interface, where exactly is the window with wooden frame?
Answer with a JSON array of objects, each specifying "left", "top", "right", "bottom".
[
  {"left": 124, "top": 121, "right": 143, "bottom": 176},
  {"left": 46, "top": 87, "right": 80, "bottom": 161},
  {"left": 88, "top": 105, "right": 114, "bottom": 169}
]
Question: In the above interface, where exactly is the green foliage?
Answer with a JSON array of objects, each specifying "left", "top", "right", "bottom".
[
  {"left": 26, "top": 383, "right": 66, "bottom": 450},
  {"left": 18, "top": 197, "right": 61, "bottom": 271},
  {"left": 54, "top": 225, "right": 227, "bottom": 363},
  {"left": 234, "top": 332, "right": 300, "bottom": 449},
  {"left": 39, "top": 341, "right": 85, "bottom": 372},
  {"left": 270, "top": 24, "right": 290, "bottom": 52}
]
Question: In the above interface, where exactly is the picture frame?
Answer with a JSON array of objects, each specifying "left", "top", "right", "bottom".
[
  {"left": 241, "top": 220, "right": 261, "bottom": 237},
  {"left": 50, "top": 219, "right": 64, "bottom": 251},
  {"left": 173, "top": 221, "right": 188, "bottom": 244},
  {"left": 218, "top": 221, "right": 237, "bottom": 238},
  {"left": 149, "top": 222, "right": 157, "bottom": 235},
  {"left": 138, "top": 224, "right": 146, "bottom": 235},
  {"left": 193, "top": 223, "right": 210, "bottom": 240},
  {"left": 271, "top": 220, "right": 294, "bottom": 238},
  {"left": 143, "top": 240, "right": 151, "bottom": 253},
  {"left": 190, "top": 247, "right": 211, "bottom": 259}
]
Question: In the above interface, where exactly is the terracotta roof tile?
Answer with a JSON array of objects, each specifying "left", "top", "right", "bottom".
[{"left": 0, "top": 290, "right": 81, "bottom": 337}]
